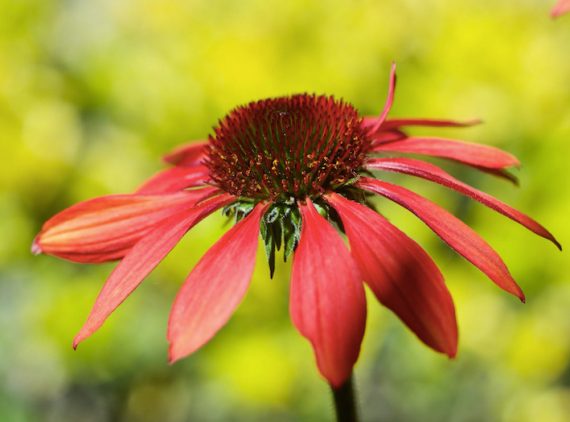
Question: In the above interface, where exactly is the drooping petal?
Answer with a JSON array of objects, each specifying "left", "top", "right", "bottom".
[
  {"left": 357, "top": 177, "right": 525, "bottom": 301},
  {"left": 372, "top": 137, "right": 520, "bottom": 169},
  {"left": 34, "top": 191, "right": 215, "bottom": 263},
  {"left": 326, "top": 193, "right": 457, "bottom": 357},
  {"left": 73, "top": 193, "right": 235, "bottom": 348},
  {"left": 366, "top": 158, "right": 561, "bottom": 249},
  {"left": 552, "top": 0, "right": 570, "bottom": 17},
  {"left": 473, "top": 167, "right": 519, "bottom": 186},
  {"left": 379, "top": 117, "right": 482, "bottom": 131},
  {"left": 168, "top": 202, "right": 268, "bottom": 363},
  {"left": 290, "top": 199, "right": 366, "bottom": 387},
  {"left": 136, "top": 165, "right": 211, "bottom": 194},
  {"left": 362, "top": 117, "right": 480, "bottom": 131},
  {"left": 365, "top": 63, "right": 397, "bottom": 135},
  {"left": 163, "top": 141, "right": 208, "bottom": 167}
]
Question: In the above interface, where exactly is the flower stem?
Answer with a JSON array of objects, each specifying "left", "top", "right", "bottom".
[{"left": 331, "top": 374, "right": 359, "bottom": 422}]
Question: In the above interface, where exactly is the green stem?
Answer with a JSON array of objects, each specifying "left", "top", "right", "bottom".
[{"left": 331, "top": 374, "right": 359, "bottom": 422}]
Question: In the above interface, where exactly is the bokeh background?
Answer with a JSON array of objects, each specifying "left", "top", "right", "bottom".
[{"left": 1, "top": 0, "right": 569, "bottom": 421}]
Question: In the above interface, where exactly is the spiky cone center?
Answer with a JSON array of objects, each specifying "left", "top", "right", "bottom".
[{"left": 205, "top": 94, "right": 372, "bottom": 201}]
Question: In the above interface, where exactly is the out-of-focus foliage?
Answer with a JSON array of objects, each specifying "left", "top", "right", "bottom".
[{"left": 1, "top": 0, "right": 569, "bottom": 421}]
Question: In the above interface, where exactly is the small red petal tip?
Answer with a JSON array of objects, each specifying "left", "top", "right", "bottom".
[
  {"left": 72, "top": 332, "right": 85, "bottom": 350},
  {"left": 31, "top": 238, "right": 42, "bottom": 255},
  {"left": 550, "top": 236, "right": 563, "bottom": 251},
  {"left": 446, "top": 342, "right": 458, "bottom": 359},
  {"left": 167, "top": 346, "right": 181, "bottom": 365},
  {"left": 550, "top": 1, "right": 570, "bottom": 20}
]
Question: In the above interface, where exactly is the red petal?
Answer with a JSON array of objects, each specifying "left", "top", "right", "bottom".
[
  {"left": 326, "top": 193, "right": 457, "bottom": 357},
  {"left": 34, "top": 242, "right": 136, "bottom": 264},
  {"left": 379, "top": 117, "right": 482, "bottom": 131},
  {"left": 365, "top": 63, "right": 397, "bottom": 135},
  {"left": 369, "top": 129, "right": 407, "bottom": 144},
  {"left": 552, "top": 0, "right": 570, "bottom": 17},
  {"left": 167, "top": 202, "right": 268, "bottom": 362},
  {"left": 372, "top": 137, "right": 520, "bottom": 169},
  {"left": 357, "top": 177, "right": 525, "bottom": 301},
  {"left": 163, "top": 141, "right": 208, "bottom": 167},
  {"left": 34, "top": 191, "right": 214, "bottom": 263},
  {"left": 136, "top": 166, "right": 211, "bottom": 194},
  {"left": 366, "top": 158, "right": 561, "bottom": 249},
  {"left": 290, "top": 199, "right": 366, "bottom": 387},
  {"left": 73, "top": 193, "right": 234, "bottom": 348}
]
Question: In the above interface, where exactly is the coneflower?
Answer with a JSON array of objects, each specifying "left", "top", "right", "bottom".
[{"left": 33, "top": 65, "right": 559, "bottom": 416}]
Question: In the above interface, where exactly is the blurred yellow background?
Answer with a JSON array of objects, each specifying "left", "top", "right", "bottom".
[{"left": 1, "top": 0, "right": 569, "bottom": 421}]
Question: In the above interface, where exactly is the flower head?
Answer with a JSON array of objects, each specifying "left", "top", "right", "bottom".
[
  {"left": 34, "top": 64, "right": 560, "bottom": 388},
  {"left": 206, "top": 95, "right": 370, "bottom": 200}
]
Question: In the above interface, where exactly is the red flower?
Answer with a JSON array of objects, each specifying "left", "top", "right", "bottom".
[
  {"left": 33, "top": 65, "right": 559, "bottom": 388},
  {"left": 552, "top": 0, "right": 570, "bottom": 17}
]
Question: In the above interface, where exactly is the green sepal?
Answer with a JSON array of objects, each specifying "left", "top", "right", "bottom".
[
  {"left": 223, "top": 196, "right": 350, "bottom": 278},
  {"left": 260, "top": 218, "right": 276, "bottom": 278},
  {"left": 282, "top": 206, "right": 301, "bottom": 263},
  {"left": 273, "top": 216, "right": 282, "bottom": 251}
]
